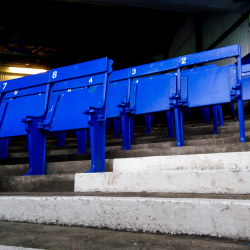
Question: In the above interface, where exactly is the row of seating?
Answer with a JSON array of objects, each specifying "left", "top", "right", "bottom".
[{"left": 0, "top": 44, "right": 249, "bottom": 175}]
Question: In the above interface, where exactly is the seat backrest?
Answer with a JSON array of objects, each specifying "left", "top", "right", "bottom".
[
  {"left": 0, "top": 72, "right": 50, "bottom": 138},
  {"left": 43, "top": 58, "right": 113, "bottom": 132},
  {"left": 129, "top": 64, "right": 217, "bottom": 115},
  {"left": 107, "top": 45, "right": 240, "bottom": 117},
  {"left": 181, "top": 64, "right": 237, "bottom": 108},
  {"left": 0, "top": 57, "right": 112, "bottom": 137}
]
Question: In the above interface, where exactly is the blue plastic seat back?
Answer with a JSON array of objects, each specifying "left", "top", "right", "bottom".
[
  {"left": 0, "top": 86, "right": 47, "bottom": 138},
  {"left": 49, "top": 80, "right": 105, "bottom": 132},
  {"left": 242, "top": 64, "right": 250, "bottom": 101},
  {"left": 0, "top": 72, "right": 50, "bottom": 138},
  {"left": 183, "top": 65, "right": 236, "bottom": 108},
  {"left": 45, "top": 58, "right": 112, "bottom": 132},
  {"left": 106, "top": 79, "right": 129, "bottom": 118},
  {"left": 129, "top": 65, "right": 217, "bottom": 115},
  {"left": 131, "top": 74, "right": 172, "bottom": 115}
]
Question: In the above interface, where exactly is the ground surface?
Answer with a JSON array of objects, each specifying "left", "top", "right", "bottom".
[{"left": 0, "top": 221, "right": 249, "bottom": 250}]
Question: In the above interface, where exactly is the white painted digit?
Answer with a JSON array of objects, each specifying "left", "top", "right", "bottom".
[
  {"left": 89, "top": 77, "right": 93, "bottom": 83},
  {"left": 135, "top": 80, "right": 138, "bottom": 83},
  {"left": 68, "top": 89, "right": 71, "bottom": 92},
  {"left": 132, "top": 69, "right": 136, "bottom": 75},
  {"left": 2, "top": 82, "right": 7, "bottom": 90},
  {"left": 181, "top": 57, "right": 187, "bottom": 64},
  {"left": 14, "top": 90, "right": 18, "bottom": 95},
  {"left": 52, "top": 71, "right": 57, "bottom": 79}
]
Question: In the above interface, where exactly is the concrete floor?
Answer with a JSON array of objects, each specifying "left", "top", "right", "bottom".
[{"left": 0, "top": 222, "right": 249, "bottom": 250}]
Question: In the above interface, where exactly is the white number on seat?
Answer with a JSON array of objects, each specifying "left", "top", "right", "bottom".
[
  {"left": 89, "top": 77, "right": 93, "bottom": 83},
  {"left": 2, "top": 82, "right": 7, "bottom": 90},
  {"left": 52, "top": 71, "right": 57, "bottom": 79},
  {"left": 181, "top": 57, "right": 187, "bottom": 64}
]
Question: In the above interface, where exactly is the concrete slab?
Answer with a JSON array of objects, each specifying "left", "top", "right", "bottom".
[
  {"left": 0, "top": 221, "right": 248, "bottom": 250},
  {"left": 0, "top": 175, "right": 74, "bottom": 192},
  {"left": 0, "top": 196, "right": 249, "bottom": 239},
  {"left": 113, "top": 151, "right": 250, "bottom": 173},
  {"left": 0, "top": 246, "right": 43, "bottom": 250},
  {"left": 75, "top": 170, "right": 250, "bottom": 194}
]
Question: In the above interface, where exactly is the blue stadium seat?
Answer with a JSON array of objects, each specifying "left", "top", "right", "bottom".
[{"left": 0, "top": 57, "right": 113, "bottom": 175}]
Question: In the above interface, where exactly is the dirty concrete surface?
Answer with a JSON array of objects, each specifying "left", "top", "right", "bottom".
[{"left": 0, "top": 221, "right": 249, "bottom": 250}]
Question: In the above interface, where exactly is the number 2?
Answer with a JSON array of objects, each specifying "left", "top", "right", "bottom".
[{"left": 181, "top": 57, "right": 187, "bottom": 64}]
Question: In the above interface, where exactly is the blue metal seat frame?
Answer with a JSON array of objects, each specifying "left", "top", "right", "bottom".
[
  {"left": 178, "top": 45, "right": 245, "bottom": 144},
  {"left": 0, "top": 57, "right": 113, "bottom": 175},
  {"left": 107, "top": 45, "right": 244, "bottom": 150}
]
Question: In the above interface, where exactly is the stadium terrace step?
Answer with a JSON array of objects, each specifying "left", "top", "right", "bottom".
[
  {"left": 0, "top": 175, "right": 74, "bottom": 192},
  {"left": 74, "top": 169, "right": 250, "bottom": 194},
  {"left": 0, "top": 159, "right": 113, "bottom": 177},
  {"left": 0, "top": 194, "right": 249, "bottom": 239}
]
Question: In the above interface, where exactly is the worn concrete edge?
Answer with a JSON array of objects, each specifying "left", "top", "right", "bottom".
[
  {"left": 0, "top": 196, "right": 249, "bottom": 239},
  {"left": 74, "top": 170, "right": 250, "bottom": 194},
  {"left": 113, "top": 151, "right": 250, "bottom": 172}
]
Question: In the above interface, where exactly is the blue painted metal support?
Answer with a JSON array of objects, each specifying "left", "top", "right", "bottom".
[
  {"left": 173, "top": 106, "right": 182, "bottom": 147},
  {"left": 106, "top": 119, "right": 110, "bottom": 130},
  {"left": 212, "top": 105, "right": 218, "bottom": 134},
  {"left": 144, "top": 114, "right": 154, "bottom": 134},
  {"left": 0, "top": 139, "right": 8, "bottom": 159},
  {"left": 86, "top": 129, "right": 90, "bottom": 140},
  {"left": 8, "top": 138, "right": 12, "bottom": 146},
  {"left": 230, "top": 103, "right": 236, "bottom": 119},
  {"left": 187, "top": 108, "right": 191, "bottom": 121},
  {"left": 170, "top": 72, "right": 183, "bottom": 147},
  {"left": 50, "top": 133, "right": 57, "bottom": 139},
  {"left": 130, "top": 115, "right": 134, "bottom": 141},
  {"left": 218, "top": 105, "right": 224, "bottom": 127},
  {"left": 201, "top": 107, "right": 206, "bottom": 122},
  {"left": 114, "top": 118, "right": 120, "bottom": 138},
  {"left": 119, "top": 103, "right": 131, "bottom": 150},
  {"left": 57, "top": 132, "right": 65, "bottom": 147},
  {"left": 24, "top": 136, "right": 28, "bottom": 149},
  {"left": 166, "top": 110, "right": 174, "bottom": 138},
  {"left": 205, "top": 107, "right": 210, "bottom": 123},
  {"left": 145, "top": 114, "right": 151, "bottom": 134},
  {"left": 84, "top": 110, "right": 106, "bottom": 172},
  {"left": 237, "top": 98, "right": 246, "bottom": 142},
  {"left": 237, "top": 52, "right": 246, "bottom": 142},
  {"left": 76, "top": 130, "right": 87, "bottom": 154},
  {"left": 180, "top": 107, "right": 184, "bottom": 146},
  {"left": 23, "top": 119, "right": 47, "bottom": 175}
]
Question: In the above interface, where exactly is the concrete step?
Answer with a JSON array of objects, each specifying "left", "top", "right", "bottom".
[
  {"left": 7, "top": 133, "right": 244, "bottom": 158},
  {"left": 2, "top": 136, "right": 248, "bottom": 176},
  {"left": 2, "top": 140, "right": 250, "bottom": 167},
  {"left": 113, "top": 151, "right": 250, "bottom": 173},
  {"left": 75, "top": 151, "right": 250, "bottom": 194},
  {"left": 0, "top": 194, "right": 249, "bottom": 239},
  {"left": 0, "top": 174, "right": 74, "bottom": 192},
  {"left": 9, "top": 128, "right": 247, "bottom": 153},
  {"left": 75, "top": 169, "right": 250, "bottom": 194},
  {"left": 0, "top": 159, "right": 113, "bottom": 176}
]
